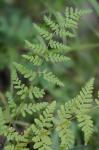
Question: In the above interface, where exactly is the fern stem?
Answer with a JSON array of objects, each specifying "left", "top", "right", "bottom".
[
  {"left": 14, "top": 120, "right": 30, "bottom": 127},
  {"left": 0, "top": 91, "right": 7, "bottom": 106}
]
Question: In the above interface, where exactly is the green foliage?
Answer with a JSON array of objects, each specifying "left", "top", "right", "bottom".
[
  {"left": 12, "top": 70, "right": 45, "bottom": 99},
  {"left": 0, "top": 6, "right": 99, "bottom": 150},
  {"left": 56, "top": 119, "right": 74, "bottom": 150},
  {"left": 56, "top": 78, "right": 94, "bottom": 149},
  {"left": 0, "top": 12, "right": 33, "bottom": 69},
  {"left": 43, "top": 71, "right": 64, "bottom": 87},
  {"left": 29, "top": 101, "right": 56, "bottom": 150},
  {"left": 20, "top": 102, "right": 48, "bottom": 117},
  {"left": 0, "top": 13, "right": 33, "bottom": 42}
]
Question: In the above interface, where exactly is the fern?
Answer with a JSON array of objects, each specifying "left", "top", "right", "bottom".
[
  {"left": 25, "top": 40, "right": 46, "bottom": 54},
  {"left": 5, "top": 144, "right": 15, "bottom": 150},
  {"left": 44, "top": 15, "right": 59, "bottom": 32},
  {"left": 12, "top": 70, "right": 28, "bottom": 99},
  {"left": 22, "top": 54, "right": 43, "bottom": 66},
  {"left": 34, "top": 24, "right": 53, "bottom": 41},
  {"left": 14, "top": 62, "right": 36, "bottom": 81},
  {"left": 49, "top": 40, "right": 70, "bottom": 51},
  {"left": 20, "top": 102, "right": 48, "bottom": 117},
  {"left": 77, "top": 113, "right": 94, "bottom": 145},
  {"left": 42, "top": 71, "right": 64, "bottom": 87},
  {"left": 0, "top": 78, "right": 99, "bottom": 150},
  {"left": 56, "top": 78, "right": 95, "bottom": 148},
  {"left": 4, "top": 127, "right": 26, "bottom": 142},
  {"left": 65, "top": 7, "right": 92, "bottom": 29},
  {"left": 26, "top": 101, "right": 56, "bottom": 150},
  {"left": 12, "top": 70, "right": 45, "bottom": 99},
  {"left": 46, "top": 52, "right": 70, "bottom": 63},
  {"left": 5, "top": 144, "right": 29, "bottom": 150},
  {"left": 0, "top": 7, "right": 98, "bottom": 150},
  {"left": 56, "top": 120, "right": 74, "bottom": 150}
]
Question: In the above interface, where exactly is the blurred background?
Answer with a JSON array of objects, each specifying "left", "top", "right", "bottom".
[{"left": 0, "top": 0, "right": 99, "bottom": 149}]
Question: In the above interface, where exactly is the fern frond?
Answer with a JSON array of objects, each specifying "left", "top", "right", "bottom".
[
  {"left": 42, "top": 71, "right": 64, "bottom": 87},
  {"left": 25, "top": 40, "right": 46, "bottom": 54},
  {"left": 77, "top": 113, "right": 94, "bottom": 145},
  {"left": 65, "top": 78, "right": 94, "bottom": 144},
  {"left": 12, "top": 71, "right": 28, "bottom": 99},
  {"left": 4, "top": 127, "right": 27, "bottom": 142},
  {"left": 34, "top": 24, "right": 53, "bottom": 41},
  {"left": 75, "top": 78, "right": 94, "bottom": 112},
  {"left": 44, "top": 15, "right": 75, "bottom": 38},
  {"left": 14, "top": 62, "right": 36, "bottom": 81},
  {"left": 6, "top": 92, "right": 17, "bottom": 117},
  {"left": 0, "top": 109, "right": 27, "bottom": 148},
  {"left": 20, "top": 102, "right": 48, "bottom": 117},
  {"left": 55, "top": 12, "right": 66, "bottom": 28},
  {"left": 58, "top": 29, "right": 75, "bottom": 38},
  {"left": 5, "top": 144, "right": 15, "bottom": 150},
  {"left": 27, "top": 101, "right": 56, "bottom": 150},
  {"left": 5, "top": 143, "right": 29, "bottom": 150},
  {"left": 46, "top": 52, "right": 70, "bottom": 63},
  {"left": 56, "top": 104, "right": 74, "bottom": 149},
  {"left": 30, "top": 86, "right": 45, "bottom": 99},
  {"left": 49, "top": 40, "right": 70, "bottom": 51},
  {"left": 44, "top": 15, "right": 59, "bottom": 32},
  {"left": 69, "top": 7, "right": 92, "bottom": 21},
  {"left": 15, "top": 143, "right": 29, "bottom": 150},
  {"left": 65, "top": 7, "right": 92, "bottom": 29},
  {"left": 12, "top": 71, "right": 45, "bottom": 99},
  {"left": 63, "top": 78, "right": 94, "bottom": 116},
  {"left": 56, "top": 120, "right": 74, "bottom": 150},
  {"left": 22, "top": 54, "right": 43, "bottom": 66},
  {"left": 72, "top": 78, "right": 94, "bottom": 145}
]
